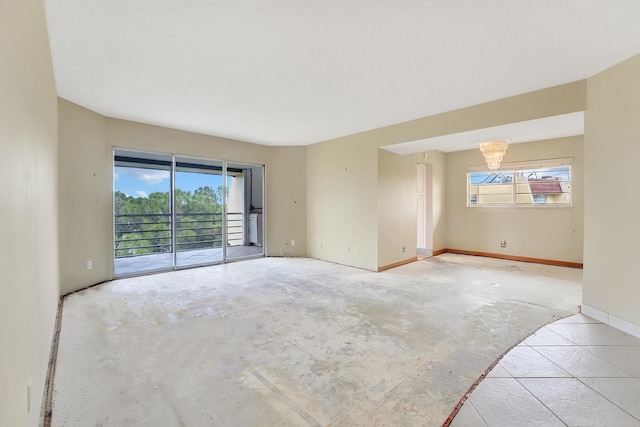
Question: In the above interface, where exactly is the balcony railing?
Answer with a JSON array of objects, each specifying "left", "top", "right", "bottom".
[{"left": 114, "top": 212, "right": 244, "bottom": 258}]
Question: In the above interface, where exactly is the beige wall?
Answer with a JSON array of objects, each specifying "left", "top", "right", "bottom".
[
  {"left": 58, "top": 100, "right": 111, "bottom": 294},
  {"left": 329, "top": 81, "right": 586, "bottom": 146},
  {"left": 377, "top": 150, "right": 418, "bottom": 267},
  {"left": 306, "top": 138, "right": 379, "bottom": 270},
  {"left": 0, "top": 0, "right": 60, "bottom": 425},
  {"left": 306, "top": 141, "right": 446, "bottom": 271},
  {"left": 584, "top": 53, "right": 640, "bottom": 328},
  {"left": 376, "top": 149, "right": 447, "bottom": 267},
  {"left": 445, "top": 137, "right": 584, "bottom": 263},
  {"left": 267, "top": 147, "right": 307, "bottom": 257},
  {"left": 307, "top": 83, "right": 582, "bottom": 271},
  {"left": 422, "top": 150, "right": 447, "bottom": 251},
  {"left": 107, "top": 116, "right": 270, "bottom": 164},
  {"left": 58, "top": 100, "right": 307, "bottom": 293}
]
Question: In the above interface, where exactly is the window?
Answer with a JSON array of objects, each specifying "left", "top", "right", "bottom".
[
  {"left": 467, "top": 158, "right": 572, "bottom": 207},
  {"left": 113, "top": 148, "right": 265, "bottom": 277}
]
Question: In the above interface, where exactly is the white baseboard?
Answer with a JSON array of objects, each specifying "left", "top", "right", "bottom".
[
  {"left": 582, "top": 304, "right": 640, "bottom": 339},
  {"left": 581, "top": 304, "right": 609, "bottom": 323},
  {"left": 417, "top": 248, "right": 433, "bottom": 256}
]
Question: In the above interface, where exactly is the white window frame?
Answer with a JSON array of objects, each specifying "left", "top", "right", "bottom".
[{"left": 467, "top": 157, "right": 573, "bottom": 208}]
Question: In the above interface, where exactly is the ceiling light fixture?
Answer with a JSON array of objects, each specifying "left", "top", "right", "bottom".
[{"left": 479, "top": 140, "right": 509, "bottom": 172}]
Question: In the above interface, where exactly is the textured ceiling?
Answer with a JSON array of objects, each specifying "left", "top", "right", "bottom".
[{"left": 44, "top": 1, "right": 640, "bottom": 148}]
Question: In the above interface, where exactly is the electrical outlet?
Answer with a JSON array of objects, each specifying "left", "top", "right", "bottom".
[
  {"left": 320, "top": 243, "right": 324, "bottom": 250},
  {"left": 500, "top": 240, "right": 507, "bottom": 248},
  {"left": 86, "top": 260, "right": 93, "bottom": 270},
  {"left": 290, "top": 240, "right": 295, "bottom": 247},
  {"left": 402, "top": 245, "right": 406, "bottom": 253}
]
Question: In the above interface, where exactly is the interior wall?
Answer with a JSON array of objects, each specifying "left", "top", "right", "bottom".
[
  {"left": 0, "top": 1, "right": 60, "bottom": 425},
  {"left": 58, "top": 100, "right": 308, "bottom": 293},
  {"left": 584, "top": 53, "right": 640, "bottom": 329},
  {"left": 420, "top": 150, "right": 447, "bottom": 252},
  {"left": 306, "top": 82, "right": 583, "bottom": 271},
  {"left": 58, "top": 99, "right": 111, "bottom": 294},
  {"left": 377, "top": 150, "right": 418, "bottom": 268},
  {"left": 107, "top": 116, "right": 270, "bottom": 164},
  {"left": 334, "top": 81, "right": 586, "bottom": 146},
  {"left": 445, "top": 137, "right": 584, "bottom": 263},
  {"left": 306, "top": 138, "right": 379, "bottom": 271},
  {"left": 267, "top": 147, "right": 307, "bottom": 257}
]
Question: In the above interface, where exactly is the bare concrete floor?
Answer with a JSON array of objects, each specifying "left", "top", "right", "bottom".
[{"left": 52, "top": 254, "right": 582, "bottom": 426}]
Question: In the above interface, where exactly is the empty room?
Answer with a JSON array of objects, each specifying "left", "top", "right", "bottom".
[{"left": 3, "top": 1, "right": 640, "bottom": 426}]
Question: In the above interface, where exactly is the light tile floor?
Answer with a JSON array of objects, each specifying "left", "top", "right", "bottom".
[{"left": 450, "top": 313, "right": 640, "bottom": 426}]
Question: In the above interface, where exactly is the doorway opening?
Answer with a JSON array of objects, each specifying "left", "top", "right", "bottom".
[
  {"left": 417, "top": 163, "right": 433, "bottom": 256},
  {"left": 113, "top": 149, "right": 264, "bottom": 277}
]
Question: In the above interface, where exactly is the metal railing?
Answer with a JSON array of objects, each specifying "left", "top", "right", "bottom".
[{"left": 114, "top": 212, "right": 244, "bottom": 258}]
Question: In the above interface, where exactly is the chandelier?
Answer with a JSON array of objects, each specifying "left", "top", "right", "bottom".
[{"left": 479, "top": 140, "right": 509, "bottom": 172}]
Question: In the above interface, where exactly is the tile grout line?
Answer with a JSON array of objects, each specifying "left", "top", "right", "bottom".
[
  {"left": 527, "top": 321, "right": 638, "bottom": 378},
  {"left": 539, "top": 324, "right": 580, "bottom": 345},
  {"left": 574, "top": 377, "right": 640, "bottom": 423},
  {"left": 451, "top": 314, "right": 640, "bottom": 426},
  {"left": 531, "top": 341, "right": 635, "bottom": 379},
  {"left": 547, "top": 322, "right": 640, "bottom": 347},
  {"left": 510, "top": 324, "right": 583, "bottom": 426},
  {"left": 527, "top": 345, "right": 574, "bottom": 378},
  {"left": 442, "top": 311, "right": 579, "bottom": 426},
  {"left": 524, "top": 322, "right": 640, "bottom": 425},
  {"left": 467, "top": 317, "right": 583, "bottom": 426},
  {"left": 463, "top": 399, "right": 489, "bottom": 427},
  {"left": 513, "top": 377, "right": 569, "bottom": 426},
  {"left": 575, "top": 340, "right": 640, "bottom": 423},
  {"left": 579, "top": 344, "right": 640, "bottom": 377}
]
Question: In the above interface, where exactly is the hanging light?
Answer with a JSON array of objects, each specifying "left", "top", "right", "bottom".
[{"left": 479, "top": 140, "right": 509, "bottom": 172}]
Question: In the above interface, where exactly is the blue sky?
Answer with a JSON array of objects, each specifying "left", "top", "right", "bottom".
[
  {"left": 470, "top": 166, "right": 570, "bottom": 184},
  {"left": 114, "top": 167, "right": 223, "bottom": 198}
]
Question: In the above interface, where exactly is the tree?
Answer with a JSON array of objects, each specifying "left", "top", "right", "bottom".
[{"left": 114, "top": 186, "right": 225, "bottom": 257}]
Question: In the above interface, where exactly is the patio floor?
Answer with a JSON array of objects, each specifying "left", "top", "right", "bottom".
[{"left": 114, "top": 245, "right": 264, "bottom": 276}]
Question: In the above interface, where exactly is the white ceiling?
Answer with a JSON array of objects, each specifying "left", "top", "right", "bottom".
[{"left": 44, "top": 1, "right": 640, "bottom": 148}]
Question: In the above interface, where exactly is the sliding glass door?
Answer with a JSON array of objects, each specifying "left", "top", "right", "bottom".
[
  {"left": 113, "top": 149, "right": 264, "bottom": 277},
  {"left": 226, "top": 162, "right": 264, "bottom": 260},
  {"left": 174, "top": 157, "right": 224, "bottom": 268},
  {"left": 113, "top": 151, "right": 174, "bottom": 275}
]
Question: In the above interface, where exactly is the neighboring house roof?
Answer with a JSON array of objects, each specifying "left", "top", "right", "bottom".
[{"left": 528, "top": 179, "right": 563, "bottom": 194}]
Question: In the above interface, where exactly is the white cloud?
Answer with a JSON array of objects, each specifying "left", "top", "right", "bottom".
[
  {"left": 135, "top": 190, "right": 149, "bottom": 198},
  {"left": 114, "top": 171, "right": 119, "bottom": 181},
  {"left": 119, "top": 168, "right": 170, "bottom": 185},
  {"left": 137, "top": 170, "right": 169, "bottom": 184}
]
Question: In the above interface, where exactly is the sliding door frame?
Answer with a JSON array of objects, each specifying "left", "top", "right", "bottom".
[{"left": 113, "top": 147, "right": 265, "bottom": 278}]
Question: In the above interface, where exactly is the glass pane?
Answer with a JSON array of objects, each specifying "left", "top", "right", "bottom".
[
  {"left": 516, "top": 166, "right": 571, "bottom": 205},
  {"left": 114, "top": 150, "right": 173, "bottom": 276},
  {"left": 226, "top": 162, "right": 264, "bottom": 260},
  {"left": 468, "top": 171, "right": 513, "bottom": 205},
  {"left": 175, "top": 157, "right": 224, "bottom": 268}
]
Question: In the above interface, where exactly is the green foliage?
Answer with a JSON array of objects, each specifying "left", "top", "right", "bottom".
[{"left": 114, "top": 186, "right": 225, "bottom": 257}]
